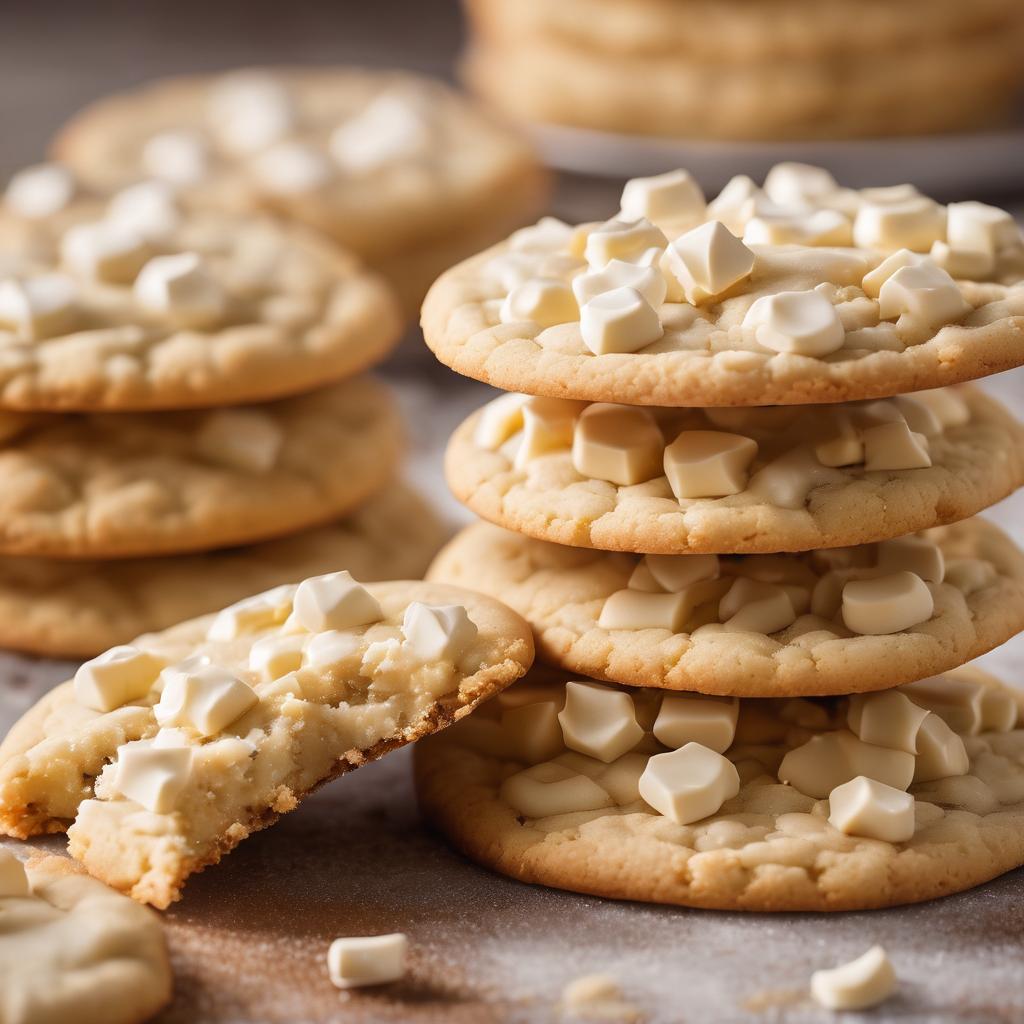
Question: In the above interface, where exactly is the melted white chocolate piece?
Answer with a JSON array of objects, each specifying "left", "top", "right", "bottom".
[
  {"left": 663, "top": 430, "right": 758, "bottom": 499},
  {"left": 841, "top": 571, "right": 933, "bottom": 636},
  {"left": 571, "top": 403, "right": 663, "bottom": 486}
]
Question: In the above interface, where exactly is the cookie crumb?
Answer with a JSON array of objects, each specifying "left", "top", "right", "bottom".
[{"left": 561, "top": 974, "right": 642, "bottom": 1021}]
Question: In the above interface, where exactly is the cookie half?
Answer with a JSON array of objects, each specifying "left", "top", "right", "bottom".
[
  {"left": 427, "top": 519, "right": 1024, "bottom": 697},
  {"left": 0, "top": 375, "right": 402, "bottom": 559},
  {"left": 0, "top": 484, "right": 444, "bottom": 658},
  {"left": 448, "top": 385, "right": 1024, "bottom": 554},
  {"left": 415, "top": 666, "right": 1024, "bottom": 911}
]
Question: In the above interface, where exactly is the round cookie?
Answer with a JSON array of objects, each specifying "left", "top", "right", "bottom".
[
  {"left": 52, "top": 69, "right": 550, "bottom": 314},
  {"left": 449, "top": 385, "right": 1024, "bottom": 554},
  {"left": 421, "top": 171, "right": 1024, "bottom": 408},
  {"left": 0, "top": 851, "right": 172, "bottom": 1023},
  {"left": 415, "top": 666, "right": 1024, "bottom": 911},
  {"left": 0, "top": 192, "right": 400, "bottom": 411},
  {"left": 427, "top": 518, "right": 1024, "bottom": 697},
  {"left": 0, "top": 374, "right": 403, "bottom": 559},
  {"left": 0, "top": 484, "right": 444, "bottom": 658}
]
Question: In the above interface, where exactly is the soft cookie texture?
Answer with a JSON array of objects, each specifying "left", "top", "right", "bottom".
[
  {"left": 0, "top": 851, "right": 172, "bottom": 1023},
  {"left": 427, "top": 519, "right": 1024, "bottom": 697},
  {"left": 448, "top": 385, "right": 1024, "bottom": 553},
  {"left": 0, "top": 375, "right": 402, "bottom": 558},
  {"left": 0, "top": 484, "right": 444, "bottom": 658},
  {"left": 415, "top": 666, "right": 1024, "bottom": 911}
]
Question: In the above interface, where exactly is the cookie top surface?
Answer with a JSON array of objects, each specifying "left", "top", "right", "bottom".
[
  {"left": 0, "top": 374, "right": 402, "bottom": 559},
  {"left": 427, "top": 518, "right": 1024, "bottom": 697},
  {"left": 415, "top": 665, "right": 1024, "bottom": 911},
  {"left": 448, "top": 384, "right": 1024, "bottom": 554},
  {"left": 0, "top": 483, "right": 444, "bottom": 659},
  {"left": 53, "top": 68, "right": 548, "bottom": 264},
  {"left": 0, "top": 184, "right": 400, "bottom": 411},
  {"left": 0, "top": 851, "right": 172, "bottom": 1023},
  {"left": 422, "top": 166, "right": 1024, "bottom": 406}
]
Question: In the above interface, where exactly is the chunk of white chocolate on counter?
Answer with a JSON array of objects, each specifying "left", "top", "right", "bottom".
[
  {"left": 500, "top": 760, "right": 613, "bottom": 817},
  {"left": 861, "top": 420, "right": 931, "bottom": 471},
  {"left": 515, "top": 397, "right": 585, "bottom": 469},
  {"left": 643, "top": 553, "right": 720, "bottom": 592},
  {"left": 501, "top": 700, "right": 565, "bottom": 764},
  {"left": 0, "top": 849, "right": 30, "bottom": 898},
  {"left": 154, "top": 662, "right": 257, "bottom": 737},
  {"left": 583, "top": 217, "right": 667, "bottom": 269},
  {"left": 639, "top": 743, "right": 740, "bottom": 825},
  {"left": 900, "top": 676, "right": 984, "bottom": 735},
  {"left": 558, "top": 682, "right": 643, "bottom": 763},
  {"left": 663, "top": 430, "right": 758, "bottom": 499},
  {"left": 718, "top": 578, "right": 796, "bottom": 634},
  {"left": 327, "top": 933, "right": 407, "bottom": 990},
  {"left": 876, "top": 536, "right": 944, "bottom": 583},
  {"left": 571, "top": 403, "right": 663, "bottom": 485},
  {"left": 778, "top": 730, "right": 915, "bottom": 798},
  {"left": 620, "top": 169, "right": 705, "bottom": 227},
  {"left": 579, "top": 286, "right": 663, "bottom": 355},
  {"left": 0, "top": 274, "right": 78, "bottom": 341},
  {"left": 854, "top": 195, "right": 945, "bottom": 252},
  {"left": 841, "top": 571, "right": 933, "bottom": 636},
  {"left": 207, "top": 584, "right": 295, "bottom": 641},
  {"left": 599, "top": 579, "right": 728, "bottom": 632},
  {"left": 653, "top": 694, "right": 738, "bottom": 753},
  {"left": 4, "top": 162, "right": 76, "bottom": 218},
  {"left": 112, "top": 735, "right": 194, "bottom": 814},
  {"left": 742, "top": 289, "right": 845, "bottom": 357},
  {"left": 945, "top": 201, "right": 1021, "bottom": 256},
  {"left": 473, "top": 393, "right": 529, "bottom": 450},
  {"left": 847, "top": 690, "right": 929, "bottom": 755},
  {"left": 828, "top": 775, "right": 915, "bottom": 842},
  {"left": 572, "top": 258, "right": 666, "bottom": 309},
  {"left": 134, "top": 251, "right": 226, "bottom": 327},
  {"left": 877, "top": 262, "right": 968, "bottom": 329},
  {"left": 61, "top": 221, "right": 152, "bottom": 284},
  {"left": 912, "top": 713, "right": 970, "bottom": 783},
  {"left": 195, "top": 409, "right": 283, "bottom": 473},
  {"left": 811, "top": 946, "right": 896, "bottom": 1012},
  {"left": 401, "top": 602, "right": 477, "bottom": 662},
  {"left": 291, "top": 572, "right": 383, "bottom": 633},
  {"left": 74, "top": 645, "right": 167, "bottom": 712},
  {"left": 663, "top": 221, "right": 755, "bottom": 304},
  {"left": 499, "top": 278, "right": 578, "bottom": 328},
  {"left": 248, "top": 633, "right": 306, "bottom": 681}
]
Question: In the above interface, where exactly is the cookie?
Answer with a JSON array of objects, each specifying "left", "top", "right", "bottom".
[
  {"left": 0, "top": 484, "right": 444, "bottom": 658},
  {"left": 0, "top": 851, "right": 172, "bottom": 1022},
  {"left": 0, "top": 191, "right": 400, "bottom": 410},
  {"left": 0, "top": 576, "right": 534, "bottom": 906},
  {"left": 427, "top": 518, "right": 1024, "bottom": 697},
  {"left": 421, "top": 168, "right": 1024, "bottom": 408},
  {"left": 415, "top": 666, "right": 1024, "bottom": 911},
  {"left": 448, "top": 385, "right": 1024, "bottom": 554},
  {"left": 52, "top": 69, "right": 550, "bottom": 314},
  {"left": 0, "top": 374, "right": 402, "bottom": 559}
]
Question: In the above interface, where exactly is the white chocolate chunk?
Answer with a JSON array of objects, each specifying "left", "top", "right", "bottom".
[
  {"left": 943, "top": 557, "right": 996, "bottom": 595},
  {"left": 571, "top": 403, "right": 663, "bottom": 485},
  {"left": 142, "top": 130, "right": 210, "bottom": 186},
  {"left": 743, "top": 289, "right": 845, "bottom": 357},
  {"left": 579, "top": 286, "right": 663, "bottom": 355},
  {"left": 330, "top": 93, "right": 430, "bottom": 173},
  {"left": 841, "top": 571, "right": 933, "bottom": 635},
  {"left": 251, "top": 142, "right": 332, "bottom": 194},
  {"left": 61, "top": 221, "right": 151, "bottom": 284},
  {"left": 207, "top": 584, "right": 295, "bottom": 641},
  {"left": 154, "top": 663, "right": 257, "bottom": 737},
  {"left": 912, "top": 713, "right": 970, "bottom": 782},
  {"left": 894, "top": 394, "right": 944, "bottom": 437},
  {"left": 561, "top": 975, "right": 628, "bottom": 1015},
  {"left": 583, "top": 217, "right": 668, "bottom": 269},
  {"left": 509, "top": 217, "right": 575, "bottom": 254},
  {"left": 860, "top": 248, "right": 929, "bottom": 298},
  {"left": 653, "top": 694, "right": 738, "bottom": 753},
  {"left": 828, "top": 776, "right": 915, "bottom": 842},
  {"left": 500, "top": 278, "right": 578, "bottom": 328},
  {"left": 327, "top": 934, "right": 407, "bottom": 989},
  {"left": 0, "top": 848, "right": 30, "bottom": 898},
  {"left": 208, "top": 73, "right": 294, "bottom": 155},
  {"left": 928, "top": 241, "right": 995, "bottom": 280},
  {"left": 847, "top": 690, "right": 929, "bottom": 754},
  {"left": 743, "top": 209, "right": 851, "bottom": 247},
  {"left": 500, "top": 760, "right": 613, "bottom": 818},
  {"left": 572, "top": 258, "right": 667, "bottom": 309},
  {"left": 910, "top": 388, "right": 970, "bottom": 429},
  {"left": 74, "top": 645, "right": 167, "bottom": 713},
  {"left": 778, "top": 730, "right": 915, "bottom": 798},
  {"left": 501, "top": 701, "right": 565, "bottom": 764},
  {"left": 195, "top": 409, "right": 283, "bottom": 473},
  {"left": 946, "top": 201, "right": 1021, "bottom": 256},
  {"left": 876, "top": 536, "right": 944, "bottom": 583},
  {"left": 877, "top": 262, "right": 968, "bottom": 328},
  {"left": 0, "top": 274, "right": 78, "bottom": 341},
  {"left": 663, "top": 430, "right": 758, "bottom": 500},
  {"left": 644, "top": 553, "right": 720, "bottom": 592},
  {"left": 639, "top": 743, "right": 740, "bottom": 824},
  {"left": 664, "top": 221, "right": 755, "bottom": 305},
  {"left": 303, "top": 630, "right": 362, "bottom": 671},
  {"left": 474, "top": 393, "right": 529, "bottom": 450},
  {"left": 862, "top": 184, "right": 920, "bottom": 205},
  {"left": 106, "top": 180, "right": 181, "bottom": 240},
  {"left": 291, "top": 571, "right": 383, "bottom": 633},
  {"left": 402, "top": 602, "right": 477, "bottom": 662},
  {"left": 558, "top": 682, "right": 644, "bottom": 763},
  {"left": 718, "top": 578, "right": 796, "bottom": 634},
  {"left": 854, "top": 196, "right": 945, "bottom": 252},
  {"left": 4, "top": 163, "right": 76, "bottom": 218},
  {"left": 706, "top": 174, "right": 759, "bottom": 233},
  {"left": 811, "top": 946, "right": 896, "bottom": 1012},
  {"left": 762, "top": 162, "right": 837, "bottom": 207},
  {"left": 248, "top": 634, "right": 306, "bottom": 681},
  {"left": 900, "top": 676, "right": 984, "bottom": 735},
  {"left": 514, "top": 397, "right": 584, "bottom": 469},
  {"left": 113, "top": 737, "right": 193, "bottom": 814},
  {"left": 620, "top": 169, "right": 705, "bottom": 226},
  {"left": 980, "top": 687, "right": 1018, "bottom": 732},
  {"left": 599, "top": 579, "right": 728, "bottom": 632},
  {"left": 861, "top": 420, "right": 931, "bottom": 471},
  {"left": 814, "top": 413, "right": 863, "bottom": 467},
  {"left": 134, "top": 251, "right": 226, "bottom": 328}
]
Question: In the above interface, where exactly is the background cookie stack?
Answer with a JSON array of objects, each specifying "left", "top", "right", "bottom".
[{"left": 417, "top": 164, "right": 1024, "bottom": 910}]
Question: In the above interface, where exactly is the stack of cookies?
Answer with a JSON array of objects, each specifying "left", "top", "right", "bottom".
[
  {"left": 416, "top": 164, "right": 1024, "bottom": 910},
  {"left": 462, "top": 0, "right": 1024, "bottom": 140}
]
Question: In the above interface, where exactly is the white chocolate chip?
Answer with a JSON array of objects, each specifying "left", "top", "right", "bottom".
[
  {"left": 514, "top": 397, "right": 584, "bottom": 469},
  {"left": 620, "top": 169, "right": 705, "bottom": 227},
  {"left": 329, "top": 93, "right": 430, "bottom": 174},
  {"left": 861, "top": 420, "right": 931, "bottom": 471},
  {"left": 639, "top": 742, "right": 740, "bottom": 824},
  {"left": 828, "top": 775, "right": 915, "bottom": 842},
  {"left": 718, "top": 578, "right": 796, "bottom": 634},
  {"left": 572, "top": 258, "right": 667, "bottom": 309},
  {"left": 762, "top": 162, "right": 838, "bottom": 207},
  {"left": 862, "top": 184, "right": 920, "bottom": 205},
  {"left": 743, "top": 209, "right": 852, "bottom": 247},
  {"left": 501, "top": 701, "right": 565, "bottom": 764},
  {"left": 778, "top": 730, "right": 915, "bottom": 798},
  {"left": 106, "top": 180, "right": 181, "bottom": 240},
  {"left": 61, "top": 221, "right": 152, "bottom": 284},
  {"left": 814, "top": 413, "right": 863, "bottom": 467},
  {"left": 474, "top": 393, "right": 530, "bottom": 451},
  {"left": 853, "top": 196, "right": 946, "bottom": 252},
  {"left": 206, "top": 584, "right": 295, "bottom": 641},
  {"left": 74, "top": 645, "right": 167, "bottom": 713},
  {"left": 571, "top": 403, "right": 663, "bottom": 485},
  {"left": 893, "top": 394, "right": 944, "bottom": 436},
  {"left": 664, "top": 221, "right": 755, "bottom": 304},
  {"left": 912, "top": 713, "right": 970, "bottom": 782},
  {"left": 860, "top": 248, "right": 930, "bottom": 298},
  {"left": 500, "top": 760, "right": 613, "bottom": 817},
  {"left": 810, "top": 946, "right": 896, "bottom": 1012},
  {"left": 579, "top": 286, "right": 663, "bottom": 355},
  {"left": 134, "top": 251, "right": 226, "bottom": 328},
  {"left": 195, "top": 409, "right": 284, "bottom": 473},
  {"left": 508, "top": 217, "right": 575, "bottom": 254},
  {"left": 0, "top": 274, "right": 78, "bottom": 341},
  {"left": 208, "top": 73, "right": 294, "bottom": 155},
  {"left": 876, "top": 536, "right": 944, "bottom": 583},
  {"left": 291, "top": 572, "right": 383, "bottom": 633},
  {"left": 401, "top": 602, "right": 477, "bottom": 662},
  {"left": 327, "top": 933, "right": 407, "bottom": 989},
  {"left": 877, "top": 261, "right": 968, "bottom": 329},
  {"left": 742, "top": 289, "right": 845, "bottom": 357},
  {"left": 142, "top": 130, "right": 210, "bottom": 186},
  {"left": 945, "top": 201, "right": 1021, "bottom": 256},
  {"left": 706, "top": 174, "right": 759, "bottom": 234},
  {"left": 847, "top": 690, "right": 930, "bottom": 754},
  {"left": 561, "top": 975, "right": 632, "bottom": 1017},
  {"left": 558, "top": 682, "right": 644, "bottom": 763},
  {"left": 980, "top": 686, "right": 1018, "bottom": 733},
  {"left": 248, "top": 634, "right": 306, "bottom": 681},
  {"left": 653, "top": 694, "right": 738, "bottom": 753},
  {"left": 4, "top": 163, "right": 76, "bottom": 218},
  {"left": 943, "top": 557, "right": 996, "bottom": 595},
  {"left": 663, "top": 430, "right": 758, "bottom": 499},
  {"left": 500, "top": 278, "right": 578, "bottom": 328},
  {"left": 908, "top": 388, "right": 970, "bottom": 429},
  {"left": 112, "top": 737, "right": 193, "bottom": 814},
  {"left": 251, "top": 142, "right": 333, "bottom": 194},
  {"left": 599, "top": 579, "right": 729, "bottom": 632},
  {"left": 841, "top": 571, "right": 933, "bottom": 635},
  {"left": 900, "top": 676, "right": 984, "bottom": 735},
  {"left": 0, "top": 849, "right": 30, "bottom": 898},
  {"left": 583, "top": 217, "right": 668, "bottom": 270},
  {"left": 154, "top": 663, "right": 258, "bottom": 736},
  {"left": 928, "top": 240, "right": 995, "bottom": 280},
  {"left": 303, "top": 630, "right": 363, "bottom": 671},
  {"left": 643, "top": 553, "right": 720, "bottom": 592}
]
